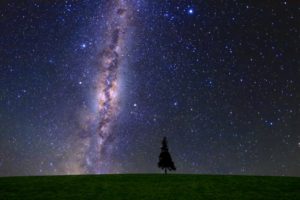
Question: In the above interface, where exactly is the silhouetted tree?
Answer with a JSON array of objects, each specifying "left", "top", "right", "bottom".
[{"left": 158, "top": 137, "right": 176, "bottom": 174}]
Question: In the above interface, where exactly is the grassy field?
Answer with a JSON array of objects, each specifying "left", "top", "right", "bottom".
[{"left": 0, "top": 174, "right": 299, "bottom": 200}]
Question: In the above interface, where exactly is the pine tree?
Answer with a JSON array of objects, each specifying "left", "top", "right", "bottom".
[{"left": 158, "top": 137, "right": 176, "bottom": 174}]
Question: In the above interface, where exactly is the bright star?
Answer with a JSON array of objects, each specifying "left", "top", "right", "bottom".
[{"left": 188, "top": 8, "right": 194, "bottom": 15}]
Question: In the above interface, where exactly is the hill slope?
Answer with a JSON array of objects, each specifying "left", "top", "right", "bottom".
[{"left": 0, "top": 174, "right": 299, "bottom": 200}]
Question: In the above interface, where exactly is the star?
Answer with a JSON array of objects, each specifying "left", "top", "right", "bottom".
[{"left": 187, "top": 8, "right": 194, "bottom": 15}]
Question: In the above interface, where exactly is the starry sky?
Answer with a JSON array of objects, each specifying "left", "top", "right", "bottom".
[{"left": 0, "top": 0, "right": 300, "bottom": 177}]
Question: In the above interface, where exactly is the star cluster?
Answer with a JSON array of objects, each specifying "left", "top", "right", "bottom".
[{"left": 0, "top": 0, "right": 299, "bottom": 176}]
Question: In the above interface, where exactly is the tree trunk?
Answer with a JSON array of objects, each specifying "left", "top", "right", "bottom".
[{"left": 164, "top": 168, "right": 167, "bottom": 175}]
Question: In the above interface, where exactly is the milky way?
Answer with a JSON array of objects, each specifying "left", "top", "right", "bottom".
[
  {"left": 64, "top": 0, "right": 133, "bottom": 174},
  {"left": 90, "top": 0, "right": 132, "bottom": 173}
]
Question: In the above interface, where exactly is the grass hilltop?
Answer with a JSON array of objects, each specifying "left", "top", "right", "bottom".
[{"left": 0, "top": 174, "right": 299, "bottom": 200}]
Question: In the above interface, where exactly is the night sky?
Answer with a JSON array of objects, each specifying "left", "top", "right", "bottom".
[{"left": 0, "top": 0, "right": 299, "bottom": 176}]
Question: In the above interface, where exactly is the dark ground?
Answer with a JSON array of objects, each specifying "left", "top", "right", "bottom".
[{"left": 0, "top": 174, "right": 299, "bottom": 200}]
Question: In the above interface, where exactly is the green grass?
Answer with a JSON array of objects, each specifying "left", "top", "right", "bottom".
[{"left": 0, "top": 174, "right": 299, "bottom": 200}]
